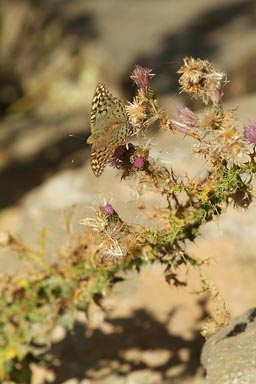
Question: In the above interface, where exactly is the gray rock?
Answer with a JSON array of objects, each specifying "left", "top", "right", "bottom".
[{"left": 201, "top": 308, "right": 256, "bottom": 384}]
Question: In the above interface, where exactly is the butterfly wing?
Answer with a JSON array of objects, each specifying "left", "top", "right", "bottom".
[
  {"left": 90, "top": 144, "right": 114, "bottom": 177},
  {"left": 88, "top": 83, "right": 132, "bottom": 176},
  {"left": 90, "top": 82, "right": 119, "bottom": 133}
]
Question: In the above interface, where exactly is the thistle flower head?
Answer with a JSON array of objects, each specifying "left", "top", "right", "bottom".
[
  {"left": 217, "top": 124, "right": 239, "bottom": 142},
  {"left": 80, "top": 202, "right": 127, "bottom": 265},
  {"left": 208, "top": 123, "right": 245, "bottom": 163},
  {"left": 198, "top": 108, "right": 224, "bottom": 131},
  {"left": 243, "top": 121, "right": 256, "bottom": 144},
  {"left": 177, "top": 57, "right": 227, "bottom": 105},
  {"left": 207, "top": 81, "right": 224, "bottom": 105},
  {"left": 109, "top": 143, "right": 135, "bottom": 169},
  {"left": 81, "top": 201, "right": 121, "bottom": 232},
  {"left": 99, "top": 203, "right": 121, "bottom": 226},
  {"left": 133, "top": 156, "right": 144, "bottom": 169},
  {"left": 100, "top": 203, "right": 114, "bottom": 216},
  {"left": 109, "top": 143, "right": 149, "bottom": 179},
  {"left": 126, "top": 98, "right": 147, "bottom": 129},
  {"left": 172, "top": 104, "right": 196, "bottom": 133},
  {"left": 131, "top": 65, "right": 155, "bottom": 94}
]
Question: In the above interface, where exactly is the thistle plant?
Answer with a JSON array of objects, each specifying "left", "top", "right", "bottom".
[
  {"left": 84, "top": 58, "right": 255, "bottom": 270},
  {"left": 1, "top": 57, "right": 256, "bottom": 382}
]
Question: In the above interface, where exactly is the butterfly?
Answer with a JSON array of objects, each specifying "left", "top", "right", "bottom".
[{"left": 87, "top": 82, "right": 132, "bottom": 177}]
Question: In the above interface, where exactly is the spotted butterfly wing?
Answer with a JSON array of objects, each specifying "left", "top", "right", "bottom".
[{"left": 87, "top": 83, "right": 131, "bottom": 176}]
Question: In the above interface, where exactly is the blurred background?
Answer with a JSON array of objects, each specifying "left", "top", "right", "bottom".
[
  {"left": 1, "top": 0, "right": 256, "bottom": 209},
  {"left": 1, "top": 0, "right": 256, "bottom": 383}
]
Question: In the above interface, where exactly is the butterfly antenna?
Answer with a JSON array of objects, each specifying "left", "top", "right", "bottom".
[
  {"left": 69, "top": 135, "right": 88, "bottom": 164},
  {"left": 69, "top": 134, "right": 87, "bottom": 142}
]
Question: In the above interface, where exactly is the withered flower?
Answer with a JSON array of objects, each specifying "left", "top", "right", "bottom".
[
  {"left": 131, "top": 65, "right": 155, "bottom": 94},
  {"left": 172, "top": 104, "right": 196, "bottom": 133},
  {"left": 243, "top": 121, "right": 256, "bottom": 144},
  {"left": 177, "top": 57, "right": 227, "bottom": 105}
]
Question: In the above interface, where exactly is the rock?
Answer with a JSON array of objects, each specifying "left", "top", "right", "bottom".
[{"left": 201, "top": 308, "right": 256, "bottom": 384}]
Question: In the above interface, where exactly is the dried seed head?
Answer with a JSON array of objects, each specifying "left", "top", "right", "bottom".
[
  {"left": 126, "top": 99, "right": 147, "bottom": 129},
  {"left": 172, "top": 104, "right": 196, "bottom": 133},
  {"left": 198, "top": 109, "right": 224, "bottom": 131},
  {"left": 131, "top": 65, "right": 155, "bottom": 93},
  {"left": 217, "top": 124, "right": 239, "bottom": 143},
  {"left": 178, "top": 57, "right": 227, "bottom": 104}
]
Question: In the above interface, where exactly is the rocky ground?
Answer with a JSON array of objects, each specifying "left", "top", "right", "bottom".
[{"left": 1, "top": 1, "right": 256, "bottom": 383}]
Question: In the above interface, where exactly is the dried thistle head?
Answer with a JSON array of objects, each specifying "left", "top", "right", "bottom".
[
  {"left": 126, "top": 97, "right": 147, "bottom": 132},
  {"left": 126, "top": 88, "right": 161, "bottom": 138},
  {"left": 216, "top": 123, "right": 239, "bottom": 143},
  {"left": 197, "top": 108, "right": 224, "bottom": 131},
  {"left": 159, "top": 112, "right": 172, "bottom": 131},
  {"left": 131, "top": 64, "right": 155, "bottom": 96},
  {"left": 195, "top": 125, "right": 244, "bottom": 165},
  {"left": 172, "top": 104, "right": 196, "bottom": 133},
  {"left": 81, "top": 202, "right": 122, "bottom": 233},
  {"left": 214, "top": 122, "right": 244, "bottom": 161},
  {"left": 81, "top": 203, "right": 129, "bottom": 266},
  {"left": 192, "top": 105, "right": 247, "bottom": 165},
  {"left": 178, "top": 57, "right": 227, "bottom": 105}
]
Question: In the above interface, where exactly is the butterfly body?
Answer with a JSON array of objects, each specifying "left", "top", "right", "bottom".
[{"left": 88, "top": 82, "right": 131, "bottom": 177}]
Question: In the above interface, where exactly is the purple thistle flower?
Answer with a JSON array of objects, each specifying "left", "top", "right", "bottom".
[
  {"left": 99, "top": 202, "right": 122, "bottom": 225},
  {"left": 133, "top": 156, "right": 144, "bottom": 169},
  {"left": 108, "top": 143, "right": 148, "bottom": 179},
  {"left": 102, "top": 203, "right": 114, "bottom": 215},
  {"left": 243, "top": 121, "right": 256, "bottom": 144},
  {"left": 109, "top": 143, "right": 136, "bottom": 169}
]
